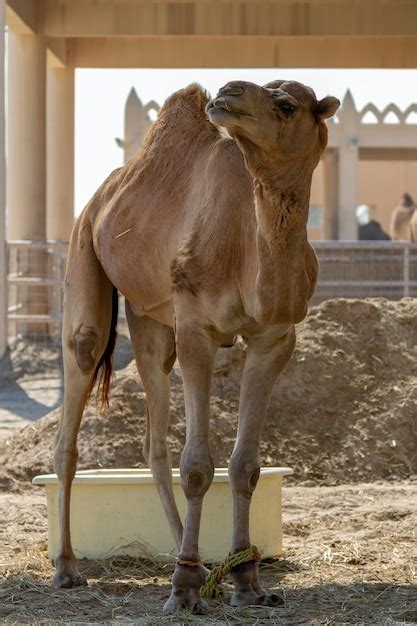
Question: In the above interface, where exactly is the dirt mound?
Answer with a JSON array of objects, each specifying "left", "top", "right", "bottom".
[
  {"left": 1, "top": 298, "right": 416, "bottom": 486},
  {"left": 0, "top": 339, "right": 63, "bottom": 383}
]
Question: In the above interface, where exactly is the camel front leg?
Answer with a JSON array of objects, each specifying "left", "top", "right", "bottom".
[
  {"left": 229, "top": 325, "right": 295, "bottom": 607},
  {"left": 163, "top": 321, "right": 218, "bottom": 615}
]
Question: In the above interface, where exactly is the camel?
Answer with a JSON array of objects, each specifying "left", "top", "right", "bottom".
[
  {"left": 409, "top": 205, "right": 417, "bottom": 243},
  {"left": 390, "top": 192, "right": 416, "bottom": 240},
  {"left": 53, "top": 79, "right": 339, "bottom": 613}
]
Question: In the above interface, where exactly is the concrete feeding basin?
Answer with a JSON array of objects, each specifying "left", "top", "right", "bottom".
[{"left": 33, "top": 467, "right": 293, "bottom": 562}]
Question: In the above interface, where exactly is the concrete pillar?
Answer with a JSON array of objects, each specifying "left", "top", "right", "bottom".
[
  {"left": 7, "top": 31, "right": 46, "bottom": 240},
  {"left": 337, "top": 90, "right": 359, "bottom": 240},
  {"left": 0, "top": 0, "right": 6, "bottom": 358},
  {"left": 322, "top": 149, "right": 339, "bottom": 240},
  {"left": 7, "top": 32, "right": 47, "bottom": 338},
  {"left": 47, "top": 66, "right": 74, "bottom": 241}
]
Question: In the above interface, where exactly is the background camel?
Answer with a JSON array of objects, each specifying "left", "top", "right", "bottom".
[
  {"left": 53, "top": 79, "right": 339, "bottom": 614},
  {"left": 390, "top": 192, "right": 416, "bottom": 240},
  {"left": 409, "top": 204, "right": 417, "bottom": 242}
]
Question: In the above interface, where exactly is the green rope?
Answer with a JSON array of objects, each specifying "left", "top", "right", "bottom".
[{"left": 200, "top": 545, "right": 261, "bottom": 599}]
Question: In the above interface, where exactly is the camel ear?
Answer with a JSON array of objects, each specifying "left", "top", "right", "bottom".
[{"left": 316, "top": 96, "right": 340, "bottom": 120}]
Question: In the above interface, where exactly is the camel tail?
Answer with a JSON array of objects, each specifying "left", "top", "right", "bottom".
[{"left": 87, "top": 286, "right": 118, "bottom": 411}]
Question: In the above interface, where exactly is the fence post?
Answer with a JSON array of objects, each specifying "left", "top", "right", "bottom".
[
  {"left": 403, "top": 245, "right": 410, "bottom": 297},
  {"left": 0, "top": 0, "right": 6, "bottom": 359}
]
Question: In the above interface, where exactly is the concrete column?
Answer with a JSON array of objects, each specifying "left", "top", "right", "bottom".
[
  {"left": 7, "top": 31, "right": 46, "bottom": 240},
  {"left": 0, "top": 0, "right": 6, "bottom": 358},
  {"left": 47, "top": 66, "right": 74, "bottom": 241},
  {"left": 322, "top": 149, "right": 339, "bottom": 240},
  {"left": 7, "top": 32, "right": 47, "bottom": 338},
  {"left": 337, "top": 90, "right": 359, "bottom": 240}
]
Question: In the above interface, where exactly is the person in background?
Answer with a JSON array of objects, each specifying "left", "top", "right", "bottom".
[{"left": 357, "top": 203, "right": 391, "bottom": 240}]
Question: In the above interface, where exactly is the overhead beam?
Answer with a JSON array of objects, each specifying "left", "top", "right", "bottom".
[
  {"left": 46, "top": 38, "right": 67, "bottom": 68},
  {"left": 39, "top": 0, "right": 417, "bottom": 38},
  {"left": 6, "top": 0, "right": 38, "bottom": 34},
  {"left": 67, "top": 35, "right": 417, "bottom": 69}
]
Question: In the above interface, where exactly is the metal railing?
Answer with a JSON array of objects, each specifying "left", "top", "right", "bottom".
[
  {"left": 312, "top": 241, "right": 417, "bottom": 303},
  {"left": 5, "top": 240, "right": 417, "bottom": 344},
  {"left": 7, "top": 240, "right": 68, "bottom": 343}
]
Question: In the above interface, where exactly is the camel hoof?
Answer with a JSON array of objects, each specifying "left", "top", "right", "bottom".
[
  {"left": 230, "top": 590, "right": 284, "bottom": 607},
  {"left": 163, "top": 592, "right": 209, "bottom": 615},
  {"left": 163, "top": 561, "right": 208, "bottom": 614},
  {"left": 192, "top": 600, "right": 209, "bottom": 614},
  {"left": 52, "top": 570, "right": 88, "bottom": 588},
  {"left": 258, "top": 592, "right": 284, "bottom": 606}
]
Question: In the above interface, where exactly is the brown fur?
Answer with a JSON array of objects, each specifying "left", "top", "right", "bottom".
[
  {"left": 410, "top": 211, "right": 417, "bottom": 242},
  {"left": 390, "top": 192, "right": 416, "bottom": 241},
  {"left": 53, "top": 80, "right": 339, "bottom": 614}
]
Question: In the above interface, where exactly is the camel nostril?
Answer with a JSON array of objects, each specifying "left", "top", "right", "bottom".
[{"left": 213, "top": 96, "right": 226, "bottom": 107}]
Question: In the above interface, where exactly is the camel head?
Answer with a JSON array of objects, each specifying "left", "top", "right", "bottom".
[
  {"left": 400, "top": 192, "right": 415, "bottom": 209},
  {"left": 206, "top": 80, "right": 339, "bottom": 173}
]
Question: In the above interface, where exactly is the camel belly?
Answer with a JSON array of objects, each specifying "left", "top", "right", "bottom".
[
  {"left": 126, "top": 297, "right": 175, "bottom": 327},
  {"left": 95, "top": 235, "right": 175, "bottom": 327}
]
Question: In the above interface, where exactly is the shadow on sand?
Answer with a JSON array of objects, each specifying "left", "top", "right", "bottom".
[
  {"left": 1, "top": 559, "right": 415, "bottom": 625},
  {"left": 0, "top": 333, "right": 133, "bottom": 424}
]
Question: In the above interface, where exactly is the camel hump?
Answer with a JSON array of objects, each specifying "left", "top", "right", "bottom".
[{"left": 161, "top": 83, "right": 210, "bottom": 115}]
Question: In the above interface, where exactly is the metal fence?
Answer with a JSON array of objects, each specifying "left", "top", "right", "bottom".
[
  {"left": 7, "top": 240, "right": 67, "bottom": 344},
  {"left": 5, "top": 240, "right": 417, "bottom": 345},
  {"left": 312, "top": 241, "right": 417, "bottom": 303}
]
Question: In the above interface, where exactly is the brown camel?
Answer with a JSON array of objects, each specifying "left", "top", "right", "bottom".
[
  {"left": 409, "top": 204, "right": 417, "bottom": 242},
  {"left": 390, "top": 192, "right": 416, "bottom": 240},
  {"left": 53, "top": 79, "right": 339, "bottom": 613}
]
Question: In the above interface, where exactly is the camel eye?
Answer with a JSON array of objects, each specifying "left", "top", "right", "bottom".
[
  {"left": 272, "top": 98, "right": 297, "bottom": 116},
  {"left": 279, "top": 102, "right": 296, "bottom": 115}
]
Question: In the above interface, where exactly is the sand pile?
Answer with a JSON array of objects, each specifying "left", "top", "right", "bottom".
[{"left": 1, "top": 298, "right": 416, "bottom": 486}]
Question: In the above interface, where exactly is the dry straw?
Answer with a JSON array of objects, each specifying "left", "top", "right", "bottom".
[{"left": 1, "top": 541, "right": 415, "bottom": 624}]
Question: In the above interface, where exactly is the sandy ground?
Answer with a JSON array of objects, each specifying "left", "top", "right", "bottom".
[
  {"left": 0, "top": 333, "right": 133, "bottom": 441},
  {"left": 2, "top": 299, "right": 416, "bottom": 487},
  {"left": 0, "top": 376, "right": 62, "bottom": 439},
  {"left": 0, "top": 343, "right": 63, "bottom": 439},
  {"left": 1, "top": 301, "right": 416, "bottom": 623},
  {"left": 1, "top": 481, "right": 416, "bottom": 624}
]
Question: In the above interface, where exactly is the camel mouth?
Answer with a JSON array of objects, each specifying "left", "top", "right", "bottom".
[
  {"left": 206, "top": 97, "right": 238, "bottom": 115},
  {"left": 206, "top": 98, "right": 257, "bottom": 125}
]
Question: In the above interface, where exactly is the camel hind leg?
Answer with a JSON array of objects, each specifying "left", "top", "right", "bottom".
[
  {"left": 53, "top": 222, "right": 116, "bottom": 588},
  {"left": 125, "top": 303, "right": 183, "bottom": 549}
]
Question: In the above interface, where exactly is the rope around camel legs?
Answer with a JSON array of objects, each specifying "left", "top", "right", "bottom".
[{"left": 200, "top": 545, "right": 261, "bottom": 598}]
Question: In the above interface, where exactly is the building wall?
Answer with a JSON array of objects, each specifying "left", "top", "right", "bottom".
[
  {"left": 307, "top": 159, "right": 417, "bottom": 240},
  {"left": 358, "top": 160, "right": 417, "bottom": 235}
]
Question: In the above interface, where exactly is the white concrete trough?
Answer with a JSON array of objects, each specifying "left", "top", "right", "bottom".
[{"left": 33, "top": 467, "right": 293, "bottom": 562}]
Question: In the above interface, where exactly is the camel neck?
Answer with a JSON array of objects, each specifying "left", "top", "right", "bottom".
[
  {"left": 249, "top": 158, "right": 317, "bottom": 325},
  {"left": 253, "top": 158, "right": 313, "bottom": 242}
]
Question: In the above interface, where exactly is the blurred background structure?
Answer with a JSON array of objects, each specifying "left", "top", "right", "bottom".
[
  {"left": 2, "top": 0, "right": 417, "bottom": 354},
  {"left": 117, "top": 86, "right": 417, "bottom": 241}
]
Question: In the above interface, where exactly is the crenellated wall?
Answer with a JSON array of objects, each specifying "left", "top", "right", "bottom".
[{"left": 118, "top": 87, "right": 417, "bottom": 241}]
